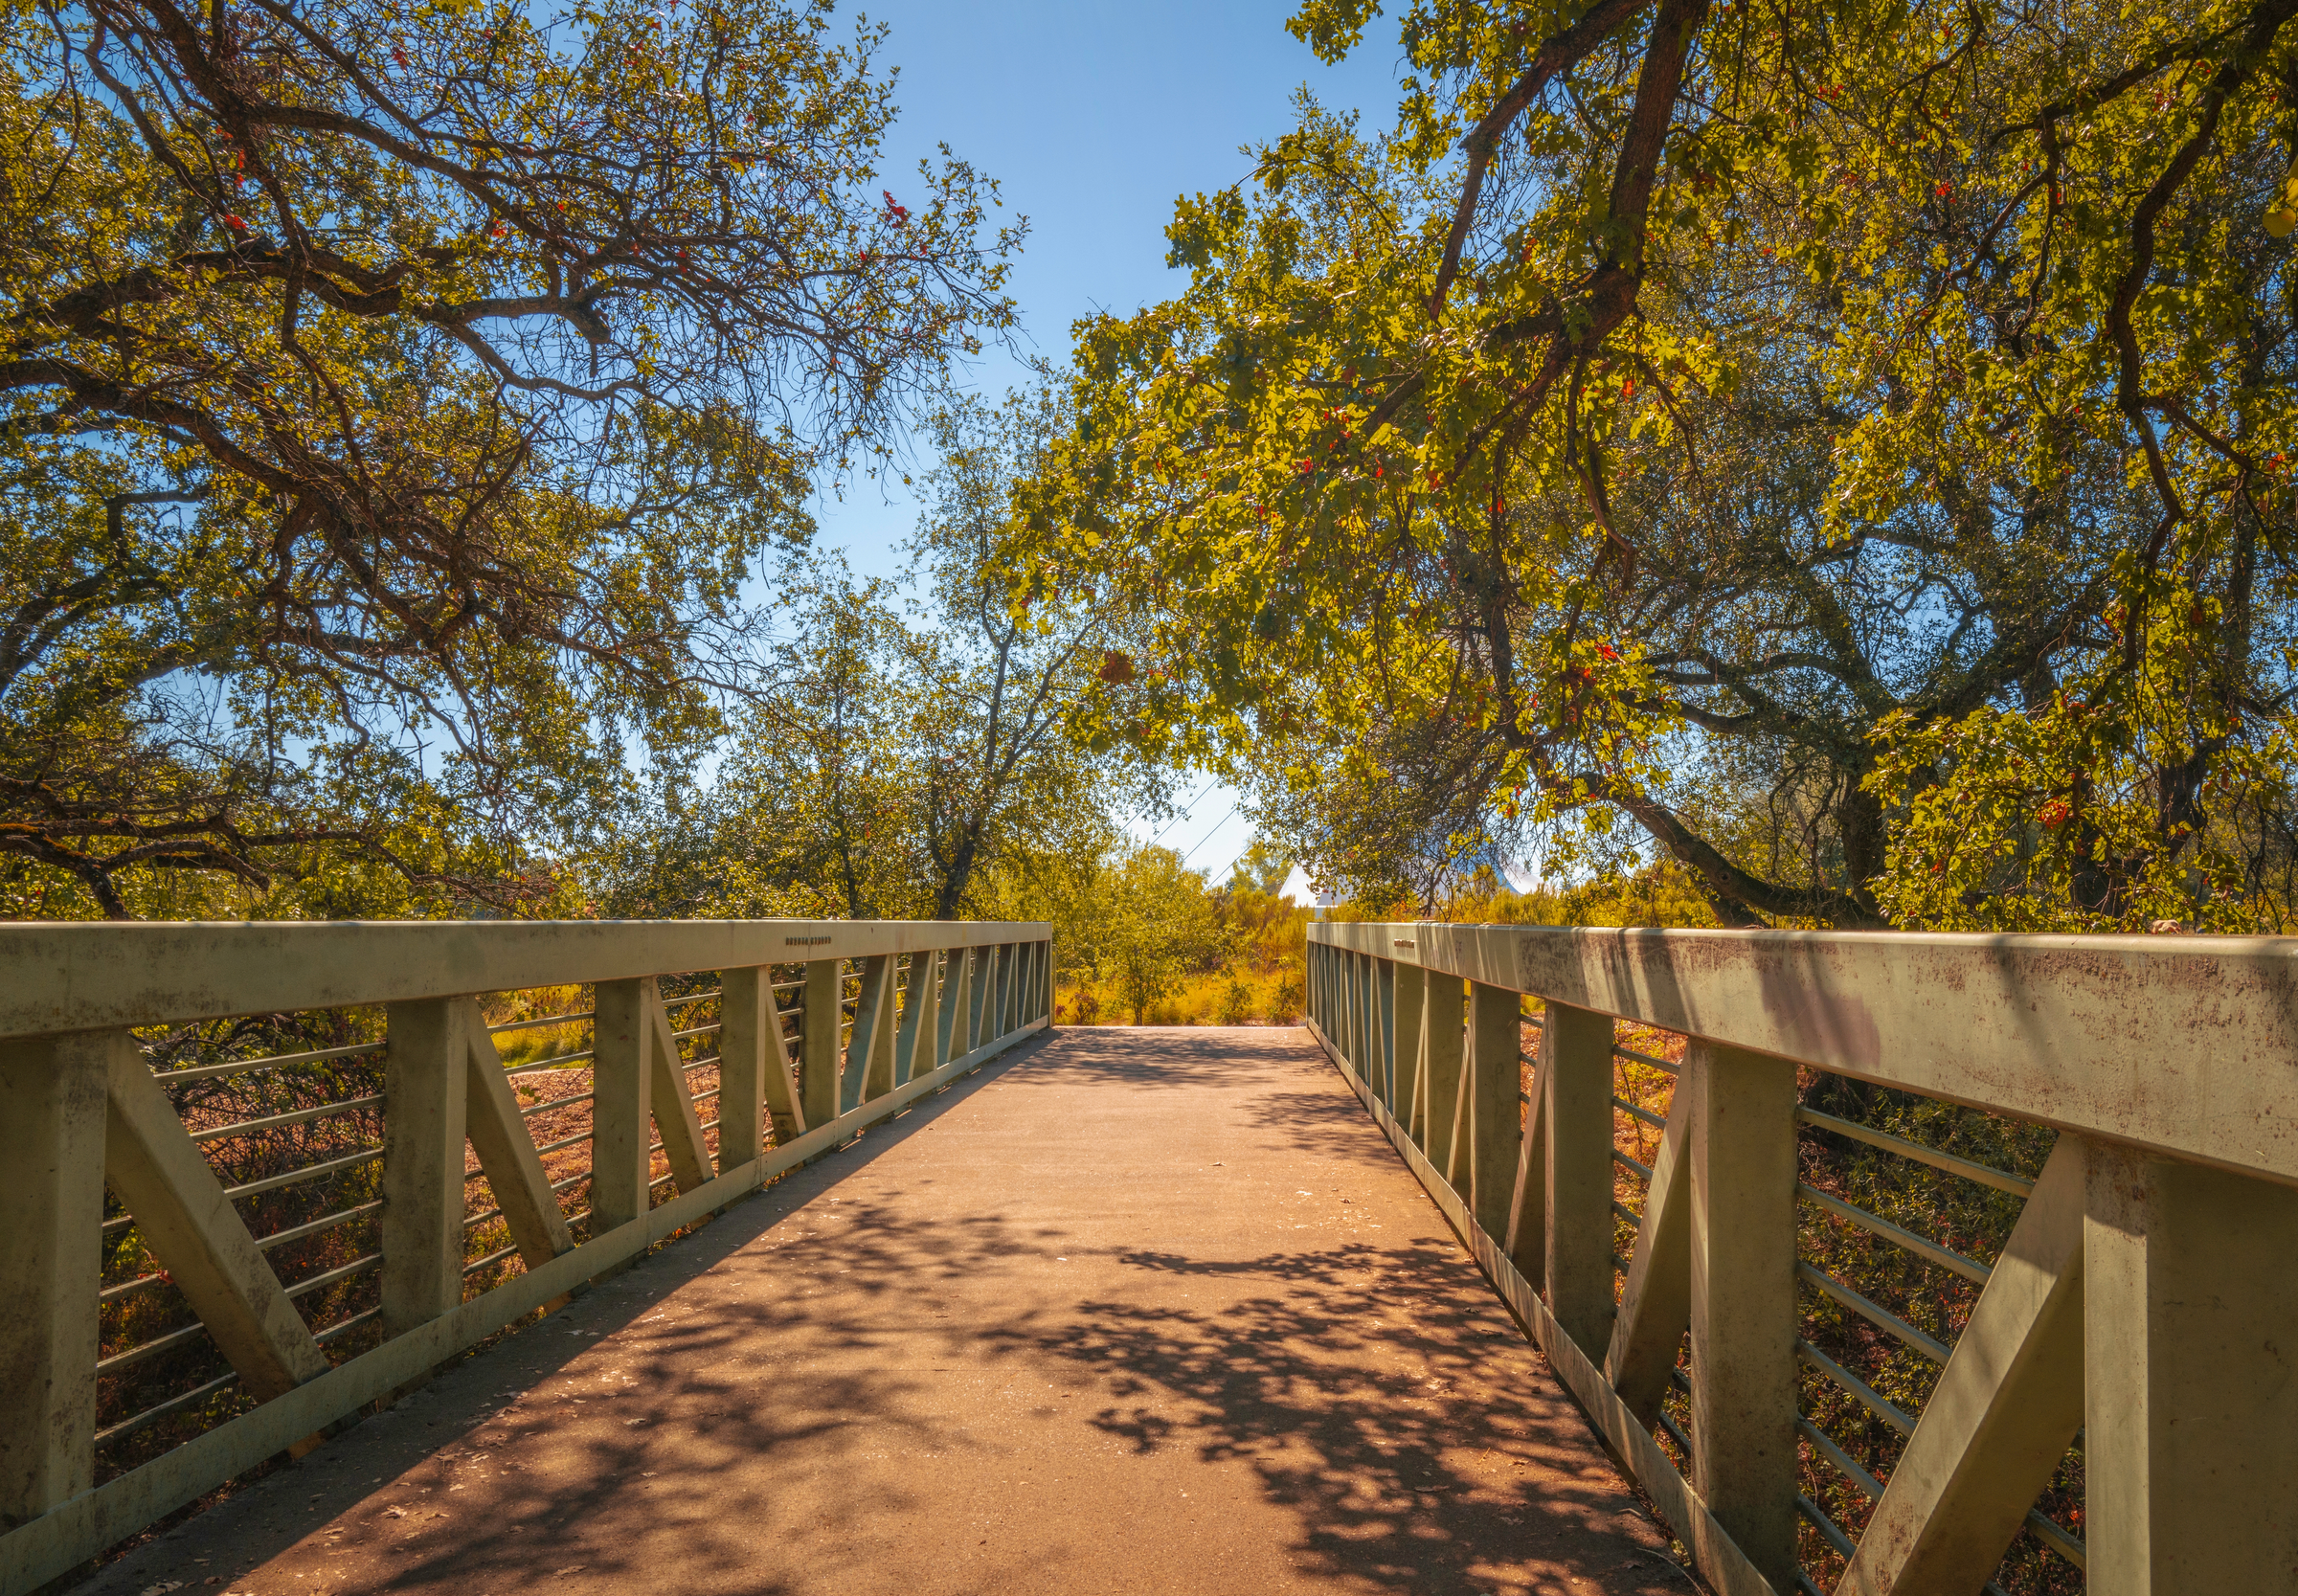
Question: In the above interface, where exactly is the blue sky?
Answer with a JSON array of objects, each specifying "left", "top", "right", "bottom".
[{"left": 807, "top": 0, "right": 1406, "bottom": 892}]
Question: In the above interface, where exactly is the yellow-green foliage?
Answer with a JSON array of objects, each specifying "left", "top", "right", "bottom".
[
  {"left": 1057, "top": 965, "right": 1304, "bottom": 1027},
  {"left": 1049, "top": 849, "right": 1312, "bottom": 1025},
  {"left": 1322, "top": 861, "right": 1721, "bottom": 929}
]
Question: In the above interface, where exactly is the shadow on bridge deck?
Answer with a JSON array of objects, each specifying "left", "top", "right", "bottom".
[{"left": 81, "top": 1028, "right": 1695, "bottom": 1596}]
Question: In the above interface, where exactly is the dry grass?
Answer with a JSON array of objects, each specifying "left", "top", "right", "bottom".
[{"left": 1054, "top": 964, "right": 1305, "bottom": 1027}]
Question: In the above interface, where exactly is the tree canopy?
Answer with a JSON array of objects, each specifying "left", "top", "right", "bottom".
[
  {"left": 1025, "top": 0, "right": 2298, "bottom": 931},
  {"left": 3, "top": 0, "right": 1017, "bottom": 914}
]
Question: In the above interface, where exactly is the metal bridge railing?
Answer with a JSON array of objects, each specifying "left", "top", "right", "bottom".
[
  {"left": 1305, "top": 921, "right": 2298, "bottom": 1596},
  {"left": 0, "top": 918, "right": 1051, "bottom": 1592}
]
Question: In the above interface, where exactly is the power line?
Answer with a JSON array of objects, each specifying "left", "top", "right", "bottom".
[
  {"left": 1144, "top": 779, "right": 1219, "bottom": 846},
  {"left": 1177, "top": 805, "right": 1240, "bottom": 865}
]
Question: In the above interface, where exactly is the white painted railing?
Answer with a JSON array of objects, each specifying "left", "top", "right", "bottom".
[
  {"left": 0, "top": 918, "right": 1050, "bottom": 1592},
  {"left": 1307, "top": 921, "right": 2298, "bottom": 1596}
]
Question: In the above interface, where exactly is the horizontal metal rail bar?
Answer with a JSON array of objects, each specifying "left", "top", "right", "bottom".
[
  {"left": 1798, "top": 1263, "right": 1952, "bottom": 1364},
  {"left": 314, "top": 1305, "right": 382, "bottom": 1345},
  {"left": 99, "top": 1272, "right": 167, "bottom": 1306},
  {"left": 148, "top": 1040, "right": 386, "bottom": 1087},
  {"left": 519, "top": 1090, "right": 592, "bottom": 1119},
  {"left": 223, "top": 1147, "right": 381, "bottom": 1202},
  {"left": 1612, "top": 1199, "right": 1642, "bottom": 1225},
  {"left": 1798, "top": 1184, "right": 1993, "bottom": 1285},
  {"left": 669, "top": 1023, "right": 721, "bottom": 1042},
  {"left": 1797, "top": 1416, "right": 1883, "bottom": 1500},
  {"left": 1796, "top": 1107, "right": 2036, "bottom": 1196},
  {"left": 462, "top": 1242, "right": 521, "bottom": 1277},
  {"left": 661, "top": 990, "right": 720, "bottom": 1011},
  {"left": 96, "top": 1370, "right": 238, "bottom": 1448},
  {"left": 1612, "top": 1044, "right": 1678, "bottom": 1076},
  {"left": 489, "top": 1010, "right": 593, "bottom": 1036},
  {"left": 532, "top": 1126, "right": 593, "bottom": 1158},
  {"left": 1656, "top": 1406, "right": 1691, "bottom": 1455},
  {"left": 1611, "top": 1147, "right": 1654, "bottom": 1182},
  {"left": 1612, "top": 1095, "right": 1666, "bottom": 1131},
  {"left": 97, "top": 1320, "right": 210, "bottom": 1378},
  {"left": 2027, "top": 1510, "right": 2086, "bottom": 1570},
  {"left": 256, "top": 1200, "right": 381, "bottom": 1254},
  {"left": 1798, "top": 1493, "right": 1858, "bottom": 1562},
  {"left": 504, "top": 1049, "right": 596, "bottom": 1076},
  {"left": 283, "top": 1253, "right": 381, "bottom": 1300},
  {"left": 1797, "top": 1338, "right": 1914, "bottom": 1434},
  {"left": 190, "top": 1094, "right": 383, "bottom": 1143}
]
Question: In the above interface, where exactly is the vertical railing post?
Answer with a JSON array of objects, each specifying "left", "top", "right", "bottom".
[
  {"left": 842, "top": 955, "right": 895, "bottom": 1113},
  {"left": 1419, "top": 974, "right": 1464, "bottom": 1177},
  {"left": 1344, "top": 950, "right": 1363, "bottom": 1069},
  {"left": 1010, "top": 943, "right": 1027, "bottom": 1030},
  {"left": 894, "top": 949, "right": 943, "bottom": 1086},
  {"left": 1391, "top": 957, "right": 1425, "bottom": 1134},
  {"left": 2083, "top": 1145, "right": 2298, "bottom": 1593},
  {"left": 1686, "top": 1038, "right": 1801, "bottom": 1590},
  {"left": 1460, "top": 983, "right": 1521, "bottom": 1240},
  {"left": 800, "top": 959, "right": 842, "bottom": 1129},
  {"left": 717, "top": 966, "right": 770, "bottom": 1170},
  {"left": 1375, "top": 957, "right": 1397, "bottom": 1110},
  {"left": 996, "top": 941, "right": 1018, "bottom": 1035},
  {"left": 0, "top": 1030, "right": 108, "bottom": 1527},
  {"left": 969, "top": 944, "right": 998, "bottom": 1049},
  {"left": 936, "top": 947, "right": 973, "bottom": 1064},
  {"left": 591, "top": 978, "right": 653, "bottom": 1236},
  {"left": 383, "top": 998, "right": 472, "bottom": 1333},
  {"left": 1542, "top": 1001, "right": 1616, "bottom": 1358}
]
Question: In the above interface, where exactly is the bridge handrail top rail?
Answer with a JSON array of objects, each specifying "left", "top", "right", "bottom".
[
  {"left": 0, "top": 917, "right": 1050, "bottom": 1042},
  {"left": 1312, "top": 917, "right": 2292, "bottom": 954},
  {"left": 1309, "top": 919, "right": 2298, "bottom": 1191}
]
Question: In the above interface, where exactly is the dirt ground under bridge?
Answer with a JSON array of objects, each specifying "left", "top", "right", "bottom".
[{"left": 79, "top": 1027, "right": 1695, "bottom": 1596}]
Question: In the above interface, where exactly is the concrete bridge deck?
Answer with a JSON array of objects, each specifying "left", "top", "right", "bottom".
[{"left": 80, "top": 1028, "right": 1693, "bottom": 1596}]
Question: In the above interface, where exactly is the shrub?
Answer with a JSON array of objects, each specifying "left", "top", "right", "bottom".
[
  {"left": 1217, "top": 975, "right": 1255, "bottom": 1024},
  {"left": 1270, "top": 974, "right": 1303, "bottom": 1023}
]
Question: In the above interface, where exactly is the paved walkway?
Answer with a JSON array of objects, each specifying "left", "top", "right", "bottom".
[{"left": 86, "top": 1029, "right": 1695, "bottom": 1596}]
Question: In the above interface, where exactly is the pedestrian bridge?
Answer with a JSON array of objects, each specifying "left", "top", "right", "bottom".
[{"left": 3, "top": 919, "right": 2293, "bottom": 1596}]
